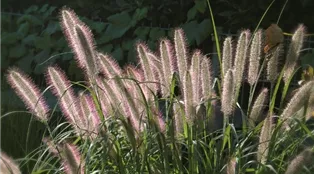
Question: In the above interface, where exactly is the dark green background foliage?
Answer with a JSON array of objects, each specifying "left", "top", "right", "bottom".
[{"left": 1, "top": 0, "right": 314, "bottom": 169}]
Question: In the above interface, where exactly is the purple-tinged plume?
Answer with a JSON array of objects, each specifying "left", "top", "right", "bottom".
[
  {"left": 221, "top": 69, "right": 235, "bottom": 116},
  {"left": 248, "top": 30, "right": 262, "bottom": 85},
  {"left": 190, "top": 50, "right": 202, "bottom": 104},
  {"left": 174, "top": 29, "right": 189, "bottom": 83},
  {"left": 281, "top": 80, "right": 314, "bottom": 130},
  {"left": 60, "top": 8, "right": 98, "bottom": 81},
  {"left": 98, "top": 53, "right": 123, "bottom": 78},
  {"left": 222, "top": 37, "right": 233, "bottom": 78},
  {"left": 249, "top": 88, "right": 268, "bottom": 124},
  {"left": 173, "top": 102, "right": 184, "bottom": 137},
  {"left": 46, "top": 66, "right": 84, "bottom": 131},
  {"left": 283, "top": 25, "right": 305, "bottom": 82},
  {"left": 45, "top": 139, "right": 85, "bottom": 174},
  {"left": 160, "top": 39, "right": 177, "bottom": 96},
  {"left": 201, "top": 56, "right": 212, "bottom": 101},
  {"left": 267, "top": 44, "right": 283, "bottom": 82},
  {"left": 257, "top": 114, "right": 273, "bottom": 164},
  {"left": 137, "top": 43, "right": 157, "bottom": 96},
  {"left": 234, "top": 30, "right": 250, "bottom": 97},
  {"left": 285, "top": 148, "right": 313, "bottom": 174},
  {"left": 62, "top": 143, "right": 85, "bottom": 174},
  {"left": 183, "top": 71, "right": 195, "bottom": 124},
  {"left": 78, "top": 92, "right": 101, "bottom": 138},
  {"left": 0, "top": 151, "right": 22, "bottom": 174},
  {"left": 6, "top": 67, "right": 49, "bottom": 121},
  {"left": 148, "top": 52, "right": 163, "bottom": 93}
]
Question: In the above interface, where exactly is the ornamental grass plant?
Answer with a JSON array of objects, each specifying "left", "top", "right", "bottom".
[{"left": 2, "top": 5, "right": 314, "bottom": 174}]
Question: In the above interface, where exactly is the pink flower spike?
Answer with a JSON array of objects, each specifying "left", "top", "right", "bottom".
[{"left": 6, "top": 67, "right": 49, "bottom": 121}]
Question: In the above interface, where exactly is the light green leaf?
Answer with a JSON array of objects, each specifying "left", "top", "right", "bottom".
[
  {"left": 100, "top": 44, "right": 113, "bottom": 53},
  {"left": 33, "top": 49, "right": 51, "bottom": 63},
  {"left": 1, "top": 32, "right": 20, "bottom": 45},
  {"left": 112, "top": 46, "right": 124, "bottom": 61},
  {"left": 182, "top": 21, "right": 198, "bottom": 45},
  {"left": 98, "top": 34, "right": 111, "bottom": 44},
  {"left": 187, "top": 5, "right": 197, "bottom": 21},
  {"left": 122, "top": 39, "right": 135, "bottom": 51},
  {"left": 0, "top": 45, "right": 10, "bottom": 69},
  {"left": 34, "top": 35, "right": 52, "bottom": 49},
  {"left": 104, "top": 24, "right": 130, "bottom": 40},
  {"left": 17, "top": 15, "right": 43, "bottom": 26},
  {"left": 9, "top": 45, "right": 27, "bottom": 58},
  {"left": 17, "top": 22, "right": 30, "bottom": 37},
  {"left": 107, "top": 12, "right": 131, "bottom": 25},
  {"left": 25, "top": 5, "right": 38, "bottom": 14},
  {"left": 301, "top": 49, "right": 314, "bottom": 67},
  {"left": 195, "top": 19, "right": 212, "bottom": 45},
  {"left": 134, "top": 27, "right": 150, "bottom": 40},
  {"left": 195, "top": 0, "right": 206, "bottom": 13},
  {"left": 39, "top": 4, "right": 49, "bottom": 13},
  {"left": 43, "top": 21, "right": 60, "bottom": 35},
  {"left": 149, "top": 28, "right": 166, "bottom": 41},
  {"left": 55, "top": 38, "right": 67, "bottom": 51},
  {"left": 22, "top": 34, "right": 37, "bottom": 45},
  {"left": 16, "top": 53, "right": 34, "bottom": 73},
  {"left": 131, "top": 7, "right": 148, "bottom": 26},
  {"left": 43, "top": 6, "right": 56, "bottom": 19}
]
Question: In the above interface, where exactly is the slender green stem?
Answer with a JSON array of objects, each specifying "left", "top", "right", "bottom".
[
  {"left": 276, "top": 0, "right": 289, "bottom": 24},
  {"left": 206, "top": 0, "right": 222, "bottom": 78}
]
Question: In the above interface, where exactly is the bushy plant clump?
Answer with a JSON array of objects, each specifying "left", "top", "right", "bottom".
[{"left": 2, "top": 7, "right": 314, "bottom": 174}]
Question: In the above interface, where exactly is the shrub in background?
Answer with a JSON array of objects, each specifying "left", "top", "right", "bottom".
[{"left": 3, "top": 7, "right": 314, "bottom": 173}]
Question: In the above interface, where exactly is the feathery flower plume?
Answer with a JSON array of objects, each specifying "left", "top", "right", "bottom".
[
  {"left": 285, "top": 148, "right": 313, "bottom": 174},
  {"left": 305, "top": 93, "right": 314, "bottom": 120},
  {"left": 249, "top": 88, "right": 268, "bottom": 123},
  {"left": 267, "top": 44, "right": 283, "bottom": 82},
  {"left": 190, "top": 50, "right": 202, "bottom": 103},
  {"left": 148, "top": 52, "right": 162, "bottom": 93},
  {"left": 234, "top": 30, "right": 250, "bottom": 96},
  {"left": 59, "top": 7, "right": 80, "bottom": 50},
  {"left": 78, "top": 92, "right": 100, "bottom": 137},
  {"left": 248, "top": 30, "right": 262, "bottom": 85},
  {"left": 60, "top": 8, "right": 98, "bottom": 81},
  {"left": 257, "top": 115, "right": 273, "bottom": 164},
  {"left": 283, "top": 25, "right": 305, "bottom": 82},
  {"left": 98, "top": 53, "right": 123, "bottom": 78},
  {"left": 62, "top": 143, "right": 85, "bottom": 174},
  {"left": 183, "top": 71, "right": 195, "bottom": 124},
  {"left": 0, "top": 151, "right": 21, "bottom": 174},
  {"left": 113, "top": 78, "right": 144, "bottom": 132},
  {"left": 124, "top": 65, "right": 149, "bottom": 102},
  {"left": 221, "top": 69, "right": 235, "bottom": 116},
  {"left": 137, "top": 43, "right": 157, "bottom": 95},
  {"left": 95, "top": 77, "right": 121, "bottom": 116},
  {"left": 160, "top": 39, "right": 177, "bottom": 96},
  {"left": 74, "top": 24, "right": 99, "bottom": 79},
  {"left": 6, "top": 68, "right": 49, "bottom": 121},
  {"left": 173, "top": 102, "right": 184, "bottom": 137},
  {"left": 45, "top": 139, "right": 85, "bottom": 174},
  {"left": 174, "top": 29, "right": 189, "bottom": 82},
  {"left": 46, "top": 66, "right": 84, "bottom": 130},
  {"left": 201, "top": 56, "right": 212, "bottom": 101},
  {"left": 225, "top": 157, "right": 237, "bottom": 174},
  {"left": 125, "top": 65, "right": 145, "bottom": 82},
  {"left": 281, "top": 81, "right": 314, "bottom": 129},
  {"left": 222, "top": 37, "right": 233, "bottom": 78},
  {"left": 152, "top": 108, "right": 166, "bottom": 133}
]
